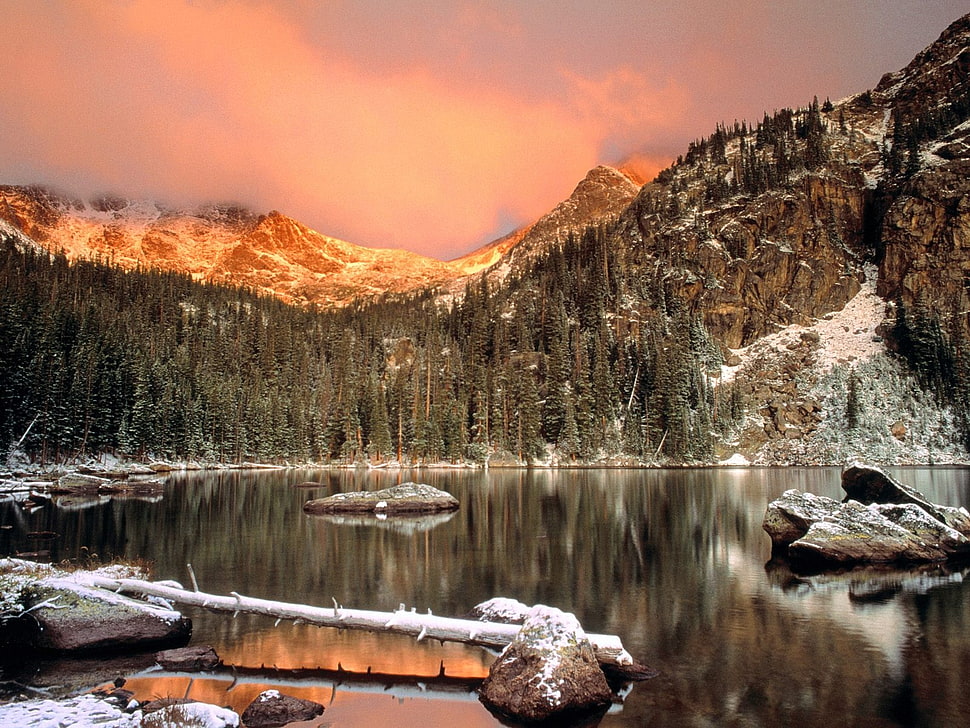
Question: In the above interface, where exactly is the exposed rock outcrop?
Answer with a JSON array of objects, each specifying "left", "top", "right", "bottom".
[
  {"left": 616, "top": 173, "right": 866, "bottom": 349},
  {"left": 763, "top": 465, "right": 970, "bottom": 569},
  {"left": 303, "top": 482, "right": 459, "bottom": 515},
  {"left": 478, "top": 605, "right": 613, "bottom": 725}
]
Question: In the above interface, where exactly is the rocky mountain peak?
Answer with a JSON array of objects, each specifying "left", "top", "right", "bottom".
[
  {"left": 875, "top": 12, "right": 970, "bottom": 119},
  {"left": 478, "top": 164, "right": 642, "bottom": 284}
]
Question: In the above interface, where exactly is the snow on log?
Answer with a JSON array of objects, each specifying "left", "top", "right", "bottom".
[{"left": 80, "top": 575, "right": 635, "bottom": 668}]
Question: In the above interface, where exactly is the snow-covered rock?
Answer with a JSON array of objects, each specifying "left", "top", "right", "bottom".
[
  {"left": 478, "top": 605, "right": 612, "bottom": 724},
  {"left": 465, "top": 597, "right": 532, "bottom": 624}
]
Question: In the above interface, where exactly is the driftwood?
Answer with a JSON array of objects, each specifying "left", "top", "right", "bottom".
[{"left": 83, "top": 576, "right": 635, "bottom": 669}]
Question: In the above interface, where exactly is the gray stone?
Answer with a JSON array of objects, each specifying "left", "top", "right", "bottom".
[
  {"left": 55, "top": 472, "right": 111, "bottom": 490},
  {"left": 303, "top": 482, "right": 459, "bottom": 515},
  {"left": 23, "top": 581, "right": 191, "bottom": 653},
  {"left": 764, "top": 474, "right": 970, "bottom": 569},
  {"left": 787, "top": 501, "right": 959, "bottom": 566},
  {"left": 762, "top": 489, "right": 843, "bottom": 547},
  {"left": 155, "top": 645, "right": 221, "bottom": 671},
  {"left": 842, "top": 463, "right": 970, "bottom": 535}
]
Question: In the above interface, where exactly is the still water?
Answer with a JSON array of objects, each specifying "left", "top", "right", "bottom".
[{"left": 4, "top": 467, "right": 970, "bottom": 727}]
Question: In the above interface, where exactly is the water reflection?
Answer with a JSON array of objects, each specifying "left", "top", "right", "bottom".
[
  {"left": 3, "top": 466, "right": 970, "bottom": 726},
  {"left": 310, "top": 510, "right": 457, "bottom": 534}
]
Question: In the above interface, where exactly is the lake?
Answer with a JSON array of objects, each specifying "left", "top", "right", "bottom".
[{"left": 4, "top": 466, "right": 970, "bottom": 727}]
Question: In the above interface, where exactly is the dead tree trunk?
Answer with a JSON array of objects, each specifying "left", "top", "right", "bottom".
[{"left": 84, "top": 576, "right": 635, "bottom": 669}]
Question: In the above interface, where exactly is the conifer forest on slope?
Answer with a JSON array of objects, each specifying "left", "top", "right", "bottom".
[{"left": 3, "top": 76, "right": 970, "bottom": 467}]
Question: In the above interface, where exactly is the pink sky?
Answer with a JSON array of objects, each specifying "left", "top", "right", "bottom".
[{"left": 0, "top": 1, "right": 965, "bottom": 259}]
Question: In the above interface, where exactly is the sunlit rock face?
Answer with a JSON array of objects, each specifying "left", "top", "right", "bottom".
[
  {"left": 0, "top": 187, "right": 467, "bottom": 307},
  {"left": 479, "top": 165, "right": 642, "bottom": 282}
]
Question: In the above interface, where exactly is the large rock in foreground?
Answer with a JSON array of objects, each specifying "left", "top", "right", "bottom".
[
  {"left": 478, "top": 605, "right": 612, "bottom": 725},
  {"left": 842, "top": 463, "right": 970, "bottom": 534},
  {"left": 303, "top": 482, "right": 459, "bottom": 515},
  {"left": 763, "top": 489, "right": 843, "bottom": 548},
  {"left": 24, "top": 578, "right": 192, "bottom": 653},
  {"left": 764, "top": 465, "right": 970, "bottom": 569}
]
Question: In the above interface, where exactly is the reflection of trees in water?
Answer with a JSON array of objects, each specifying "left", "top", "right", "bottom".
[
  {"left": 905, "top": 580, "right": 970, "bottom": 726},
  {"left": 10, "top": 467, "right": 970, "bottom": 726}
]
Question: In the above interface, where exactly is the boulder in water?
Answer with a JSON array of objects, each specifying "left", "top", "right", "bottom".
[{"left": 478, "top": 605, "right": 612, "bottom": 725}]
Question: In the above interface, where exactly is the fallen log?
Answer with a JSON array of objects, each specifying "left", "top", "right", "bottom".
[{"left": 82, "top": 576, "right": 635, "bottom": 669}]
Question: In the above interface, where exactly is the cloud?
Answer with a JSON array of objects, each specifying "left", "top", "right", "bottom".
[
  {"left": 0, "top": 0, "right": 611, "bottom": 259},
  {"left": 0, "top": 0, "right": 965, "bottom": 259}
]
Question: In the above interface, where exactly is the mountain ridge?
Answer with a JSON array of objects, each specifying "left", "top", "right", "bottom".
[
  {"left": 0, "top": 161, "right": 641, "bottom": 306},
  {"left": 2, "top": 13, "right": 970, "bottom": 467}
]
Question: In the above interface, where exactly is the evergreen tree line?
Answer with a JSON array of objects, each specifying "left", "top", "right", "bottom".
[
  {"left": 891, "top": 294, "right": 970, "bottom": 447},
  {"left": 0, "top": 229, "right": 737, "bottom": 466},
  {"left": 655, "top": 97, "right": 830, "bottom": 206}
]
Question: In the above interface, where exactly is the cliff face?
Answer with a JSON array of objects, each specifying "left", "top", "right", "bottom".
[
  {"left": 878, "top": 151, "right": 970, "bottom": 316},
  {"left": 597, "top": 14, "right": 970, "bottom": 357},
  {"left": 617, "top": 171, "right": 869, "bottom": 349}
]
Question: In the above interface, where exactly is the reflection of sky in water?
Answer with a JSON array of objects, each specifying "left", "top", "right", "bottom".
[{"left": 125, "top": 628, "right": 494, "bottom": 726}]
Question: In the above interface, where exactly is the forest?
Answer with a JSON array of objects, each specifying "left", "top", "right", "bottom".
[
  {"left": 4, "top": 87, "right": 970, "bottom": 467},
  {"left": 0, "top": 224, "right": 736, "bottom": 466}
]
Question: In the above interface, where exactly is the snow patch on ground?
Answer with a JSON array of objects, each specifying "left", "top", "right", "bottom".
[
  {"left": 0, "top": 695, "right": 240, "bottom": 728},
  {"left": 0, "top": 695, "right": 140, "bottom": 728},
  {"left": 722, "top": 266, "right": 886, "bottom": 382}
]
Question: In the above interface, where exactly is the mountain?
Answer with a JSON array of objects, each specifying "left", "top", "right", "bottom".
[
  {"left": 0, "top": 162, "right": 642, "bottom": 307},
  {"left": 584, "top": 12, "right": 970, "bottom": 463},
  {"left": 478, "top": 165, "right": 642, "bottom": 283},
  {"left": 0, "top": 186, "right": 472, "bottom": 305},
  {"left": 2, "top": 13, "right": 970, "bottom": 468}
]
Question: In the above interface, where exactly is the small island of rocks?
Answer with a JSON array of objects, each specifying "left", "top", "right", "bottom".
[
  {"left": 302, "top": 482, "right": 459, "bottom": 516},
  {"left": 764, "top": 463, "right": 970, "bottom": 569}
]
